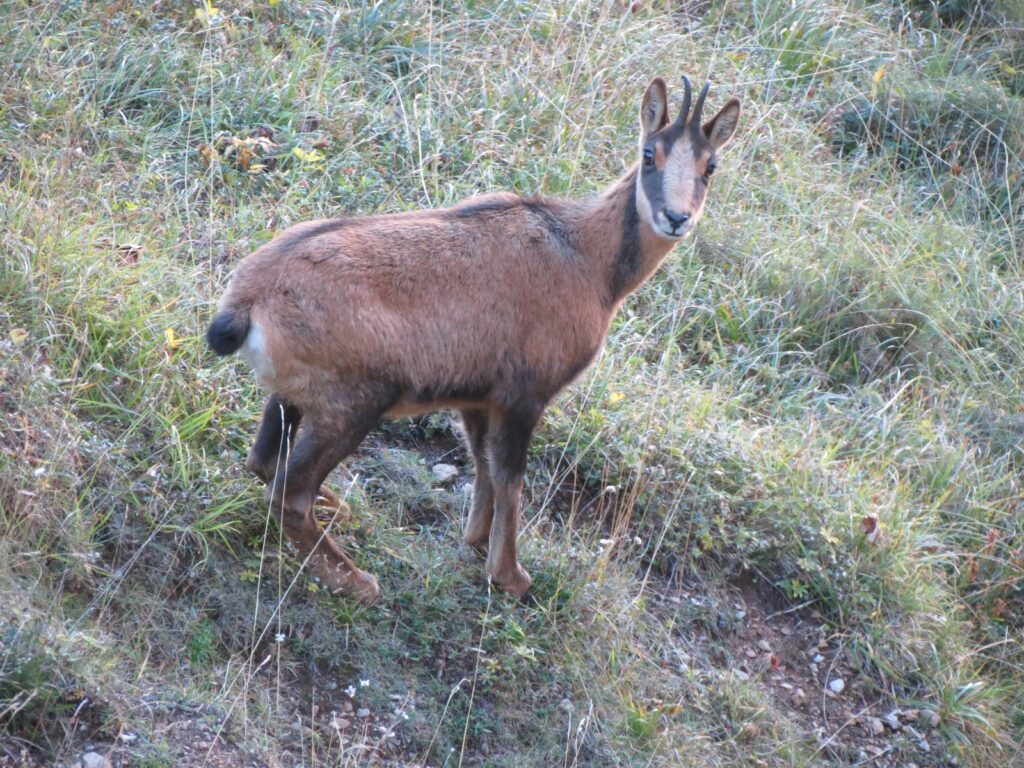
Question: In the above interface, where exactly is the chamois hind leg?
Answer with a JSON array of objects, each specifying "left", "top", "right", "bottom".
[
  {"left": 484, "top": 401, "right": 543, "bottom": 598},
  {"left": 267, "top": 398, "right": 388, "bottom": 604},
  {"left": 246, "top": 394, "right": 300, "bottom": 484},
  {"left": 246, "top": 395, "right": 349, "bottom": 518},
  {"left": 460, "top": 408, "right": 494, "bottom": 553}
]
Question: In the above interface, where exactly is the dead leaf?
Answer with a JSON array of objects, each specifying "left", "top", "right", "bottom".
[
  {"left": 860, "top": 513, "right": 883, "bottom": 545},
  {"left": 116, "top": 243, "right": 143, "bottom": 266}
]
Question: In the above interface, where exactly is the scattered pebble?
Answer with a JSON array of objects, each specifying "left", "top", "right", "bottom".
[
  {"left": 867, "top": 717, "right": 885, "bottom": 736},
  {"left": 356, "top": 708, "right": 370, "bottom": 718},
  {"left": 756, "top": 639, "right": 772, "bottom": 653},
  {"left": 812, "top": 654, "right": 824, "bottom": 664},
  {"left": 79, "top": 753, "right": 109, "bottom": 768},
  {"left": 922, "top": 709, "right": 940, "bottom": 729},
  {"left": 431, "top": 463, "right": 458, "bottom": 484},
  {"left": 827, "top": 678, "right": 845, "bottom": 695}
]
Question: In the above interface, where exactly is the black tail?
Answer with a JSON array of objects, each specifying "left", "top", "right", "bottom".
[{"left": 206, "top": 309, "right": 251, "bottom": 356}]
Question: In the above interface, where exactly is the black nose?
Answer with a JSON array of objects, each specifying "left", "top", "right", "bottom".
[{"left": 664, "top": 209, "right": 690, "bottom": 228}]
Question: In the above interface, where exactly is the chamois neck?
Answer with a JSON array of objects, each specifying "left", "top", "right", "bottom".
[{"left": 579, "top": 164, "right": 676, "bottom": 308}]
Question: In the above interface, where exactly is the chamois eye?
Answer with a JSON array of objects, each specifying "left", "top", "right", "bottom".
[
  {"left": 705, "top": 161, "right": 717, "bottom": 177},
  {"left": 642, "top": 147, "right": 655, "bottom": 167}
]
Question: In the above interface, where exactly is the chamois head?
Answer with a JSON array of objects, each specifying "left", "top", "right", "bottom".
[{"left": 636, "top": 75, "right": 741, "bottom": 240}]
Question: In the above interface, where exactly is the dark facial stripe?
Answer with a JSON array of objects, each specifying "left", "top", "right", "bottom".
[{"left": 640, "top": 120, "right": 713, "bottom": 220}]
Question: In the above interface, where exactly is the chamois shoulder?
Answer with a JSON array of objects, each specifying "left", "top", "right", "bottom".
[{"left": 445, "top": 193, "right": 579, "bottom": 256}]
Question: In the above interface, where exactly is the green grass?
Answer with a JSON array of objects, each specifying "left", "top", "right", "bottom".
[{"left": 2, "top": 0, "right": 1023, "bottom": 765}]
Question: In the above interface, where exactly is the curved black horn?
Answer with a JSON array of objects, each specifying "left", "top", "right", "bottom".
[
  {"left": 676, "top": 75, "right": 692, "bottom": 126},
  {"left": 691, "top": 81, "right": 711, "bottom": 126}
]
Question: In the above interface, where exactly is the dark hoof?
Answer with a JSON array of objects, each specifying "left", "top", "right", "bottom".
[{"left": 519, "top": 588, "right": 539, "bottom": 608}]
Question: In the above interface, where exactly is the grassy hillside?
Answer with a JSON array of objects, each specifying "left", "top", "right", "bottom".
[{"left": 2, "top": 1, "right": 1022, "bottom": 766}]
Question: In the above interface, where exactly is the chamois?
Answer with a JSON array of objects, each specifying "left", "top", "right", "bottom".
[{"left": 208, "top": 76, "right": 741, "bottom": 604}]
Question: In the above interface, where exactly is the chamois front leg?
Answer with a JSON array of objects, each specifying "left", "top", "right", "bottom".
[
  {"left": 484, "top": 402, "right": 543, "bottom": 599},
  {"left": 266, "top": 404, "right": 385, "bottom": 604},
  {"left": 460, "top": 408, "right": 494, "bottom": 553},
  {"left": 247, "top": 394, "right": 350, "bottom": 518}
]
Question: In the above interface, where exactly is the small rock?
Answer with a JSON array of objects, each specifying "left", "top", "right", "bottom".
[
  {"left": 812, "top": 654, "right": 824, "bottom": 664},
  {"left": 827, "top": 678, "right": 845, "bottom": 694},
  {"left": 733, "top": 669, "right": 750, "bottom": 681},
  {"left": 756, "top": 639, "right": 772, "bottom": 653},
  {"left": 866, "top": 717, "right": 885, "bottom": 737},
  {"left": 922, "top": 709, "right": 940, "bottom": 729},
  {"left": 79, "top": 753, "right": 109, "bottom": 768},
  {"left": 356, "top": 707, "right": 370, "bottom": 718},
  {"left": 343, "top": 700, "right": 353, "bottom": 713},
  {"left": 734, "top": 610, "right": 746, "bottom": 621},
  {"left": 901, "top": 708, "right": 920, "bottom": 722},
  {"left": 792, "top": 687, "right": 806, "bottom": 701},
  {"left": 744, "top": 648, "right": 758, "bottom": 659},
  {"left": 431, "top": 463, "right": 458, "bottom": 484}
]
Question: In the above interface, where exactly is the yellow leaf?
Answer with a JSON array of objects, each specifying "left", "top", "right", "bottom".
[
  {"left": 292, "top": 146, "right": 324, "bottom": 164},
  {"left": 165, "top": 328, "right": 181, "bottom": 350},
  {"left": 194, "top": 1, "right": 219, "bottom": 23},
  {"left": 609, "top": 392, "right": 625, "bottom": 404},
  {"left": 269, "top": 0, "right": 279, "bottom": 5},
  {"left": 10, "top": 328, "right": 28, "bottom": 344},
  {"left": 873, "top": 66, "right": 886, "bottom": 83}
]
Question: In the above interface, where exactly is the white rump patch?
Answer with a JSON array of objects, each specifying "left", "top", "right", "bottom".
[{"left": 239, "top": 321, "right": 276, "bottom": 383}]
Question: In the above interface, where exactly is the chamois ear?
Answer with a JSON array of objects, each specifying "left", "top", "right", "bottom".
[
  {"left": 702, "top": 97, "right": 741, "bottom": 150},
  {"left": 639, "top": 77, "right": 670, "bottom": 139}
]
